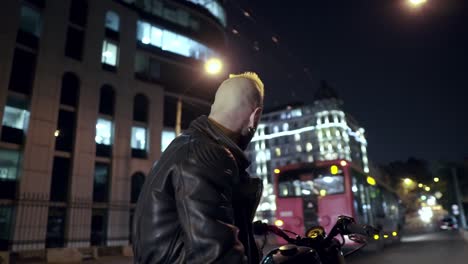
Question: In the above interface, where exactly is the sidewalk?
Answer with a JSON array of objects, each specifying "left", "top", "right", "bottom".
[{"left": 83, "top": 256, "right": 133, "bottom": 264}]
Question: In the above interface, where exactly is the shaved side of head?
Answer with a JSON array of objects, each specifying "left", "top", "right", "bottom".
[{"left": 209, "top": 72, "right": 264, "bottom": 133}]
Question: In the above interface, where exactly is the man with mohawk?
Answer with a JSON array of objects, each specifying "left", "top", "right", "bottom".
[{"left": 133, "top": 72, "right": 265, "bottom": 264}]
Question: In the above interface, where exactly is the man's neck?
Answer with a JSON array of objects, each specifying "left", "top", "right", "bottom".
[{"left": 208, "top": 117, "right": 240, "bottom": 145}]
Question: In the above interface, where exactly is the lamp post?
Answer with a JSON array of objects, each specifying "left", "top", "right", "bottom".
[{"left": 174, "top": 58, "right": 223, "bottom": 135}]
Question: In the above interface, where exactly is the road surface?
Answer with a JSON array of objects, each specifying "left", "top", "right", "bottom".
[
  {"left": 347, "top": 231, "right": 468, "bottom": 264},
  {"left": 83, "top": 231, "right": 468, "bottom": 264}
]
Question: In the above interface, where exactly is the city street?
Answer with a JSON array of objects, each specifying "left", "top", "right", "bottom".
[
  {"left": 82, "top": 231, "right": 468, "bottom": 264},
  {"left": 347, "top": 231, "right": 468, "bottom": 264}
]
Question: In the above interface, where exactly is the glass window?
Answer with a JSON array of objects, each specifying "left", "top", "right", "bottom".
[
  {"left": 161, "top": 130, "right": 175, "bottom": 152},
  {"left": 131, "top": 126, "right": 147, "bottom": 150},
  {"left": 150, "top": 26, "right": 163, "bottom": 47},
  {"left": 105, "top": 11, "right": 119, "bottom": 32},
  {"left": 50, "top": 157, "right": 71, "bottom": 202},
  {"left": 161, "top": 30, "right": 191, "bottom": 57},
  {"left": 0, "top": 149, "right": 21, "bottom": 181},
  {"left": 19, "top": 5, "right": 42, "bottom": 37},
  {"left": 99, "top": 85, "right": 115, "bottom": 115},
  {"left": 60, "top": 72, "right": 80, "bottom": 107},
  {"left": 69, "top": 0, "right": 88, "bottom": 27},
  {"left": 65, "top": 26, "right": 84, "bottom": 60},
  {"left": 278, "top": 167, "right": 345, "bottom": 197},
  {"left": 135, "top": 53, "right": 161, "bottom": 81},
  {"left": 2, "top": 104, "right": 30, "bottom": 132},
  {"left": 55, "top": 110, "right": 76, "bottom": 152},
  {"left": 0, "top": 206, "right": 13, "bottom": 250},
  {"left": 93, "top": 163, "right": 110, "bottom": 203},
  {"left": 0, "top": 149, "right": 21, "bottom": 200},
  {"left": 91, "top": 209, "right": 107, "bottom": 246},
  {"left": 136, "top": 20, "right": 214, "bottom": 61},
  {"left": 133, "top": 94, "right": 149, "bottom": 122},
  {"left": 9, "top": 48, "right": 36, "bottom": 94},
  {"left": 185, "top": 0, "right": 226, "bottom": 26},
  {"left": 101, "top": 41, "right": 118, "bottom": 66},
  {"left": 46, "top": 207, "right": 66, "bottom": 248},
  {"left": 95, "top": 118, "right": 112, "bottom": 145}
]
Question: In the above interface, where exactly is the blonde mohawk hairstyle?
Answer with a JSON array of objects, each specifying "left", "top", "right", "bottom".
[{"left": 229, "top": 72, "right": 264, "bottom": 98}]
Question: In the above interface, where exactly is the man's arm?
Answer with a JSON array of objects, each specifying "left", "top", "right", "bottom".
[{"left": 174, "top": 143, "right": 247, "bottom": 264}]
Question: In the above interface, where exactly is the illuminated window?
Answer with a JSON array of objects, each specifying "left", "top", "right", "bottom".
[
  {"left": 105, "top": 11, "right": 120, "bottom": 32},
  {"left": 19, "top": 5, "right": 42, "bottom": 37},
  {"left": 294, "top": 133, "right": 300, "bottom": 141},
  {"left": 273, "top": 126, "right": 279, "bottom": 133},
  {"left": 282, "top": 123, "right": 289, "bottom": 131},
  {"left": 137, "top": 21, "right": 214, "bottom": 60},
  {"left": 275, "top": 147, "right": 281, "bottom": 157},
  {"left": 95, "top": 118, "right": 112, "bottom": 145},
  {"left": 161, "top": 130, "right": 175, "bottom": 152},
  {"left": 296, "top": 145, "right": 302, "bottom": 152},
  {"left": 307, "top": 155, "right": 313, "bottom": 162},
  {"left": 2, "top": 104, "right": 30, "bottom": 131},
  {"left": 306, "top": 142, "right": 313, "bottom": 152},
  {"left": 261, "top": 142, "right": 265, "bottom": 149},
  {"left": 0, "top": 149, "right": 21, "bottom": 181},
  {"left": 185, "top": 0, "right": 226, "bottom": 26},
  {"left": 131, "top": 126, "right": 147, "bottom": 150},
  {"left": 101, "top": 40, "right": 118, "bottom": 66}
]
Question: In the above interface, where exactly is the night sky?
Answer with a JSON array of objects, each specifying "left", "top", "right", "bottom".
[{"left": 226, "top": 0, "right": 468, "bottom": 164}]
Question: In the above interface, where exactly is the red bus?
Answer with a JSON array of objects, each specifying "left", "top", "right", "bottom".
[{"left": 274, "top": 160, "right": 404, "bottom": 248}]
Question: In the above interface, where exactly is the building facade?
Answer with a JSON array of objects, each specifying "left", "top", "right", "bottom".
[
  {"left": 246, "top": 82, "right": 370, "bottom": 223},
  {"left": 0, "top": 0, "right": 226, "bottom": 252}
]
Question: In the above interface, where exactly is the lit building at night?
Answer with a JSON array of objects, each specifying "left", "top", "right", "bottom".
[
  {"left": 0, "top": 0, "right": 226, "bottom": 254},
  {"left": 246, "top": 81, "right": 370, "bottom": 222}
]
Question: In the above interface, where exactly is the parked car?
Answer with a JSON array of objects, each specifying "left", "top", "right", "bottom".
[{"left": 440, "top": 215, "right": 458, "bottom": 230}]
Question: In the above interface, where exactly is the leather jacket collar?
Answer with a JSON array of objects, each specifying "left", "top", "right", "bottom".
[{"left": 189, "top": 116, "right": 251, "bottom": 171}]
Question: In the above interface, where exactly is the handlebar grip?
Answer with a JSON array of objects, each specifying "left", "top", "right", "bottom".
[{"left": 345, "top": 223, "right": 378, "bottom": 237}]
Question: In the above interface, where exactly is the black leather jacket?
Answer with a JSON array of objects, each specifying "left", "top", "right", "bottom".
[{"left": 133, "top": 116, "right": 263, "bottom": 264}]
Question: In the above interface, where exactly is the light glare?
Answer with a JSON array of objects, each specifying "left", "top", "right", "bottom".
[{"left": 204, "top": 58, "right": 223, "bottom": 75}]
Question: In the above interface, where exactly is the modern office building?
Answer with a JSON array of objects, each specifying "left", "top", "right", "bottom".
[
  {"left": 0, "top": 0, "right": 226, "bottom": 252},
  {"left": 246, "top": 81, "right": 370, "bottom": 222}
]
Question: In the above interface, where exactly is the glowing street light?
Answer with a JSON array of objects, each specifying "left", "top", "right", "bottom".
[
  {"left": 403, "top": 178, "right": 413, "bottom": 186},
  {"left": 418, "top": 183, "right": 423, "bottom": 188},
  {"left": 409, "top": 0, "right": 427, "bottom": 7},
  {"left": 425, "top": 186, "right": 431, "bottom": 192},
  {"left": 433, "top": 177, "right": 440, "bottom": 183},
  {"left": 204, "top": 58, "right": 223, "bottom": 75}
]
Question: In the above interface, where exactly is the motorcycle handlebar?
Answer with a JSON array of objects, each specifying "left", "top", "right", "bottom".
[
  {"left": 344, "top": 223, "right": 378, "bottom": 237},
  {"left": 253, "top": 221, "right": 295, "bottom": 243}
]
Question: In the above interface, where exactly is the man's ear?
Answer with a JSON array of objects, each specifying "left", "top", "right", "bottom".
[{"left": 250, "top": 107, "right": 263, "bottom": 128}]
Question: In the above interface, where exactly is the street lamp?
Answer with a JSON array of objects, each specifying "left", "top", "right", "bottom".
[
  {"left": 433, "top": 177, "right": 440, "bottom": 183},
  {"left": 403, "top": 178, "right": 413, "bottom": 186},
  {"left": 409, "top": 0, "right": 427, "bottom": 7},
  {"left": 204, "top": 58, "right": 223, "bottom": 75}
]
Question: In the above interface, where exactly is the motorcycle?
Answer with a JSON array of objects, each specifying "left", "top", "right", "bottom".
[{"left": 253, "top": 215, "right": 379, "bottom": 264}]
